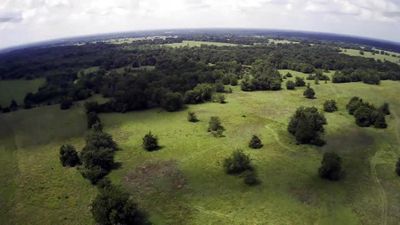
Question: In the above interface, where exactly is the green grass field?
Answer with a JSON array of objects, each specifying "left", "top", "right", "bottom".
[
  {"left": 1, "top": 72, "right": 400, "bottom": 224},
  {"left": 165, "top": 40, "right": 239, "bottom": 48},
  {"left": 268, "top": 39, "right": 299, "bottom": 45},
  {"left": 341, "top": 48, "right": 400, "bottom": 64},
  {"left": 0, "top": 78, "right": 46, "bottom": 106}
]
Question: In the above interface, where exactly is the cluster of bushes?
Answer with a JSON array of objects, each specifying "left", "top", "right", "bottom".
[
  {"left": 208, "top": 116, "right": 225, "bottom": 137},
  {"left": 346, "top": 97, "right": 389, "bottom": 128},
  {"left": 223, "top": 150, "right": 260, "bottom": 186},
  {"left": 240, "top": 61, "right": 282, "bottom": 91},
  {"left": 332, "top": 69, "right": 381, "bottom": 85},
  {"left": 323, "top": 100, "right": 338, "bottom": 112},
  {"left": 288, "top": 107, "right": 327, "bottom": 146}
]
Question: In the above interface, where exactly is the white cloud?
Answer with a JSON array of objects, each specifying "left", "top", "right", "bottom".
[{"left": 0, "top": 0, "right": 399, "bottom": 48}]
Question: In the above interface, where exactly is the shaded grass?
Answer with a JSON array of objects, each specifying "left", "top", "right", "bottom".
[{"left": 0, "top": 78, "right": 45, "bottom": 106}]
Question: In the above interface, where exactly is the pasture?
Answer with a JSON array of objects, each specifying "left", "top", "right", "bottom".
[
  {"left": 0, "top": 78, "right": 45, "bottom": 106},
  {"left": 1, "top": 71, "right": 400, "bottom": 224},
  {"left": 341, "top": 48, "right": 400, "bottom": 65}
]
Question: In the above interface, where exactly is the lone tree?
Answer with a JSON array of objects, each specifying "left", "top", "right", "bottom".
[
  {"left": 288, "top": 107, "right": 327, "bottom": 146},
  {"left": 249, "top": 135, "right": 263, "bottom": 149},
  {"left": 142, "top": 132, "right": 159, "bottom": 151},
  {"left": 213, "top": 94, "right": 226, "bottom": 104},
  {"left": 286, "top": 80, "right": 296, "bottom": 90},
  {"left": 318, "top": 152, "right": 342, "bottom": 181},
  {"left": 91, "top": 185, "right": 150, "bottom": 225},
  {"left": 396, "top": 158, "right": 400, "bottom": 176},
  {"left": 303, "top": 86, "right": 315, "bottom": 99},
  {"left": 208, "top": 116, "right": 225, "bottom": 137},
  {"left": 59, "top": 144, "right": 80, "bottom": 167},
  {"left": 187, "top": 111, "right": 198, "bottom": 122},
  {"left": 323, "top": 100, "right": 338, "bottom": 112},
  {"left": 223, "top": 150, "right": 252, "bottom": 174},
  {"left": 295, "top": 77, "right": 306, "bottom": 87}
]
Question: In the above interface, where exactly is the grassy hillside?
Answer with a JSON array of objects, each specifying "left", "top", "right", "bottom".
[
  {"left": 341, "top": 48, "right": 400, "bottom": 65},
  {"left": 1, "top": 74, "right": 400, "bottom": 224},
  {"left": 0, "top": 78, "right": 45, "bottom": 106}
]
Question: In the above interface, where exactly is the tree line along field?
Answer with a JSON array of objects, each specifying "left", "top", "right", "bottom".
[
  {"left": 1, "top": 69, "right": 400, "bottom": 224},
  {"left": 0, "top": 78, "right": 45, "bottom": 106},
  {"left": 341, "top": 48, "right": 400, "bottom": 65}
]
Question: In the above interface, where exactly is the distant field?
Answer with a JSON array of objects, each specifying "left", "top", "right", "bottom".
[
  {"left": 0, "top": 78, "right": 46, "bottom": 106},
  {"left": 165, "top": 40, "right": 238, "bottom": 48},
  {"left": 340, "top": 48, "right": 400, "bottom": 64},
  {"left": 1, "top": 73, "right": 400, "bottom": 224},
  {"left": 268, "top": 39, "right": 299, "bottom": 45}
]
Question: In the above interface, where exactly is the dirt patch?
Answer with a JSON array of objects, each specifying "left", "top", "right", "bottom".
[{"left": 124, "top": 160, "right": 186, "bottom": 194}]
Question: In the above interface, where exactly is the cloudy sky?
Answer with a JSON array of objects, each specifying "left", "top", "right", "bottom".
[{"left": 0, "top": 0, "right": 399, "bottom": 49}]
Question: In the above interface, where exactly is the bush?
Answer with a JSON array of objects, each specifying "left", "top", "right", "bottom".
[
  {"left": 213, "top": 94, "right": 226, "bottom": 104},
  {"left": 79, "top": 165, "right": 108, "bottom": 184},
  {"left": 9, "top": 99, "right": 18, "bottom": 111},
  {"left": 230, "top": 77, "right": 238, "bottom": 86},
  {"left": 354, "top": 105, "right": 375, "bottom": 127},
  {"left": 379, "top": 103, "right": 390, "bottom": 115},
  {"left": 91, "top": 185, "right": 150, "bottom": 225},
  {"left": 373, "top": 111, "right": 387, "bottom": 128},
  {"left": 60, "top": 98, "right": 73, "bottom": 110},
  {"left": 323, "top": 100, "right": 338, "bottom": 112},
  {"left": 143, "top": 132, "right": 159, "bottom": 151},
  {"left": 303, "top": 87, "right": 315, "bottom": 99},
  {"left": 87, "top": 111, "right": 101, "bottom": 129},
  {"left": 208, "top": 116, "right": 225, "bottom": 137},
  {"left": 295, "top": 77, "right": 306, "bottom": 87},
  {"left": 223, "top": 150, "right": 252, "bottom": 174},
  {"left": 59, "top": 144, "right": 80, "bottom": 167},
  {"left": 288, "top": 107, "right": 327, "bottom": 145},
  {"left": 286, "top": 80, "right": 295, "bottom": 90},
  {"left": 85, "top": 131, "right": 118, "bottom": 150},
  {"left": 346, "top": 97, "right": 363, "bottom": 115},
  {"left": 161, "top": 92, "right": 183, "bottom": 112},
  {"left": 249, "top": 135, "right": 263, "bottom": 149},
  {"left": 318, "top": 152, "right": 342, "bottom": 181},
  {"left": 286, "top": 72, "right": 293, "bottom": 78},
  {"left": 215, "top": 82, "right": 225, "bottom": 93},
  {"left": 187, "top": 111, "right": 198, "bottom": 122}
]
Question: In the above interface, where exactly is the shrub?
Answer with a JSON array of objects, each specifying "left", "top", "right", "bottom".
[
  {"left": 319, "top": 152, "right": 342, "bottom": 181},
  {"left": 286, "top": 72, "right": 293, "bottom": 78},
  {"left": 215, "top": 82, "right": 225, "bottom": 93},
  {"left": 379, "top": 103, "right": 390, "bottom": 115},
  {"left": 346, "top": 97, "right": 363, "bottom": 115},
  {"left": 230, "top": 77, "right": 238, "bottom": 86},
  {"left": 373, "top": 111, "right": 387, "bottom": 128},
  {"left": 161, "top": 92, "right": 183, "bottom": 112},
  {"left": 286, "top": 80, "right": 295, "bottom": 90},
  {"left": 9, "top": 99, "right": 18, "bottom": 111},
  {"left": 59, "top": 144, "right": 80, "bottom": 167},
  {"left": 208, "top": 116, "right": 225, "bottom": 137},
  {"left": 295, "top": 77, "right": 306, "bottom": 87},
  {"left": 87, "top": 111, "right": 101, "bottom": 129},
  {"left": 91, "top": 185, "right": 150, "bottom": 225},
  {"left": 187, "top": 111, "right": 198, "bottom": 122},
  {"left": 213, "top": 94, "right": 226, "bottom": 104},
  {"left": 354, "top": 105, "right": 375, "bottom": 127},
  {"left": 303, "top": 87, "right": 315, "bottom": 99},
  {"left": 323, "top": 100, "right": 338, "bottom": 112},
  {"left": 249, "top": 135, "right": 263, "bottom": 149},
  {"left": 223, "top": 150, "right": 252, "bottom": 174},
  {"left": 288, "top": 107, "right": 327, "bottom": 145},
  {"left": 85, "top": 131, "right": 118, "bottom": 150},
  {"left": 143, "top": 132, "right": 159, "bottom": 151}
]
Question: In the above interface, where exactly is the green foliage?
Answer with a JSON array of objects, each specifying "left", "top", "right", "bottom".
[
  {"left": 354, "top": 105, "right": 375, "bottom": 127},
  {"left": 346, "top": 97, "right": 363, "bottom": 115},
  {"left": 161, "top": 92, "right": 183, "bottom": 112},
  {"left": 319, "top": 152, "right": 342, "bottom": 181},
  {"left": 91, "top": 185, "right": 150, "bottom": 225},
  {"left": 243, "top": 171, "right": 261, "bottom": 186},
  {"left": 379, "top": 102, "right": 390, "bottom": 115},
  {"left": 87, "top": 111, "right": 101, "bottom": 129},
  {"left": 396, "top": 158, "right": 400, "bottom": 176},
  {"left": 347, "top": 97, "right": 388, "bottom": 129},
  {"left": 286, "top": 80, "right": 296, "bottom": 90},
  {"left": 295, "top": 77, "right": 306, "bottom": 87},
  {"left": 215, "top": 82, "right": 225, "bottom": 93},
  {"left": 187, "top": 111, "right": 198, "bottom": 122},
  {"left": 213, "top": 94, "right": 226, "bottom": 104},
  {"left": 323, "top": 100, "right": 338, "bottom": 112},
  {"left": 249, "top": 135, "right": 263, "bottom": 149},
  {"left": 208, "top": 116, "right": 225, "bottom": 137},
  {"left": 303, "top": 87, "right": 315, "bottom": 99},
  {"left": 142, "top": 132, "right": 159, "bottom": 151},
  {"left": 59, "top": 144, "right": 80, "bottom": 167},
  {"left": 373, "top": 111, "right": 388, "bottom": 128},
  {"left": 60, "top": 98, "right": 73, "bottom": 110},
  {"left": 223, "top": 150, "right": 252, "bottom": 174},
  {"left": 184, "top": 83, "right": 214, "bottom": 104},
  {"left": 288, "top": 107, "right": 327, "bottom": 145}
]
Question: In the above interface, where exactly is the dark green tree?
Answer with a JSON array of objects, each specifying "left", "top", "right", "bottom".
[
  {"left": 295, "top": 77, "right": 306, "bottom": 87},
  {"left": 161, "top": 92, "right": 183, "bottom": 112},
  {"left": 354, "top": 105, "right": 375, "bottom": 127},
  {"left": 87, "top": 111, "right": 101, "bottom": 129},
  {"left": 249, "top": 135, "right": 263, "bottom": 149},
  {"left": 223, "top": 150, "right": 252, "bottom": 174},
  {"left": 323, "top": 100, "right": 338, "bottom": 112},
  {"left": 346, "top": 97, "right": 363, "bottom": 115},
  {"left": 286, "top": 80, "right": 295, "bottom": 90},
  {"left": 318, "top": 152, "right": 342, "bottom": 181},
  {"left": 373, "top": 111, "right": 387, "bottom": 128},
  {"left": 59, "top": 144, "right": 80, "bottom": 167},
  {"left": 187, "top": 111, "right": 198, "bottom": 122},
  {"left": 142, "top": 132, "right": 159, "bottom": 151},
  {"left": 303, "top": 87, "right": 315, "bottom": 99}
]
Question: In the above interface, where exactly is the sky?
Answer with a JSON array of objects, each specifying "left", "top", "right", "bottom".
[{"left": 0, "top": 0, "right": 400, "bottom": 49}]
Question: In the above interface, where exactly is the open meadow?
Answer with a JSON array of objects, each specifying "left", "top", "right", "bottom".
[{"left": 1, "top": 72, "right": 400, "bottom": 225}]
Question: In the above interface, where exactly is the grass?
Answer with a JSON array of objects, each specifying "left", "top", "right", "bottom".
[
  {"left": 165, "top": 40, "right": 239, "bottom": 48},
  {"left": 1, "top": 72, "right": 400, "bottom": 224},
  {"left": 0, "top": 78, "right": 46, "bottom": 106},
  {"left": 268, "top": 39, "right": 299, "bottom": 45},
  {"left": 340, "top": 48, "right": 400, "bottom": 64}
]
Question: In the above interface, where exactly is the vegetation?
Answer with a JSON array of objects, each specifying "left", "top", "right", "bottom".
[
  {"left": 286, "top": 80, "right": 295, "bottom": 90},
  {"left": 248, "top": 135, "right": 263, "bottom": 149},
  {"left": 59, "top": 144, "right": 80, "bottom": 167},
  {"left": 187, "top": 111, "right": 198, "bottom": 122},
  {"left": 323, "top": 100, "right": 338, "bottom": 112},
  {"left": 207, "top": 116, "right": 225, "bottom": 137},
  {"left": 346, "top": 97, "right": 388, "bottom": 128},
  {"left": 318, "top": 152, "right": 342, "bottom": 181},
  {"left": 142, "top": 132, "right": 160, "bottom": 151},
  {"left": 223, "top": 150, "right": 253, "bottom": 174},
  {"left": 303, "top": 86, "right": 315, "bottom": 99},
  {"left": 288, "top": 107, "right": 327, "bottom": 146}
]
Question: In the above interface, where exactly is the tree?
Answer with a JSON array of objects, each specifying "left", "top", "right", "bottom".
[
  {"left": 396, "top": 158, "right": 400, "bottom": 176},
  {"left": 142, "top": 132, "right": 159, "bottom": 151},
  {"left": 249, "top": 135, "right": 263, "bottom": 149},
  {"left": 323, "top": 100, "right": 338, "bottom": 112},
  {"left": 85, "top": 131, "right": 118, "bottom": 151},
  {"left": 286, "top": 72, "right": 293, "bottom": 78},
  {"left": 213, "top": 94, "right": 226, "bottom": 104},
  {"left": 215, "top": 82, "right": 225, "bottom": 93},
  {"left": 346, "top": 97, "right": 363, "bottom": 115},
  {"left": 295, "top": 77, "right": 305, "bottom": 87},
  {"left": 223, "top": 150, "right": 252, "bottom": 174},
  {"left": 59, "top": 144, "right": 80, "bottom": 167},
  {"left": 288, "top": 107, "right": 327, "bottom": 145},
  {"left": 286, "top": 80, "right": 295, "bottom": 90},
  {"left": 354, "top": 105, "right": 375, "bottom": 127},
  {"left": 208, "top": 116, "right": 225, "bottom": 137},
  {"left": 303, "top": 87, "right": 315, "bottom": 99},
  {"left": 91, "top": 185, "right": 150, "bottom": 225},
  {"left": 373, "top": 111, "right": 387, "bottom": 128},
  {"left": 187, "top": 111, "right": 198, "bottom": 122},
  {"left": 230, "top": 77, "right": 238, "bottom": 86},
  {"left": 318, "top": 152, "right": 342, "bottom": 181},
  {"left": 87, "top": 111, "right": 101, "bottom": 129},
  {"left": 161, "top": 92, "right": 183, "bottom": 112},
  {"left": 379, "top": 102, "right": 390, "bottom": 115},
  {"left": 60, "top": 98, "right": 73, "bottom": 110}
]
